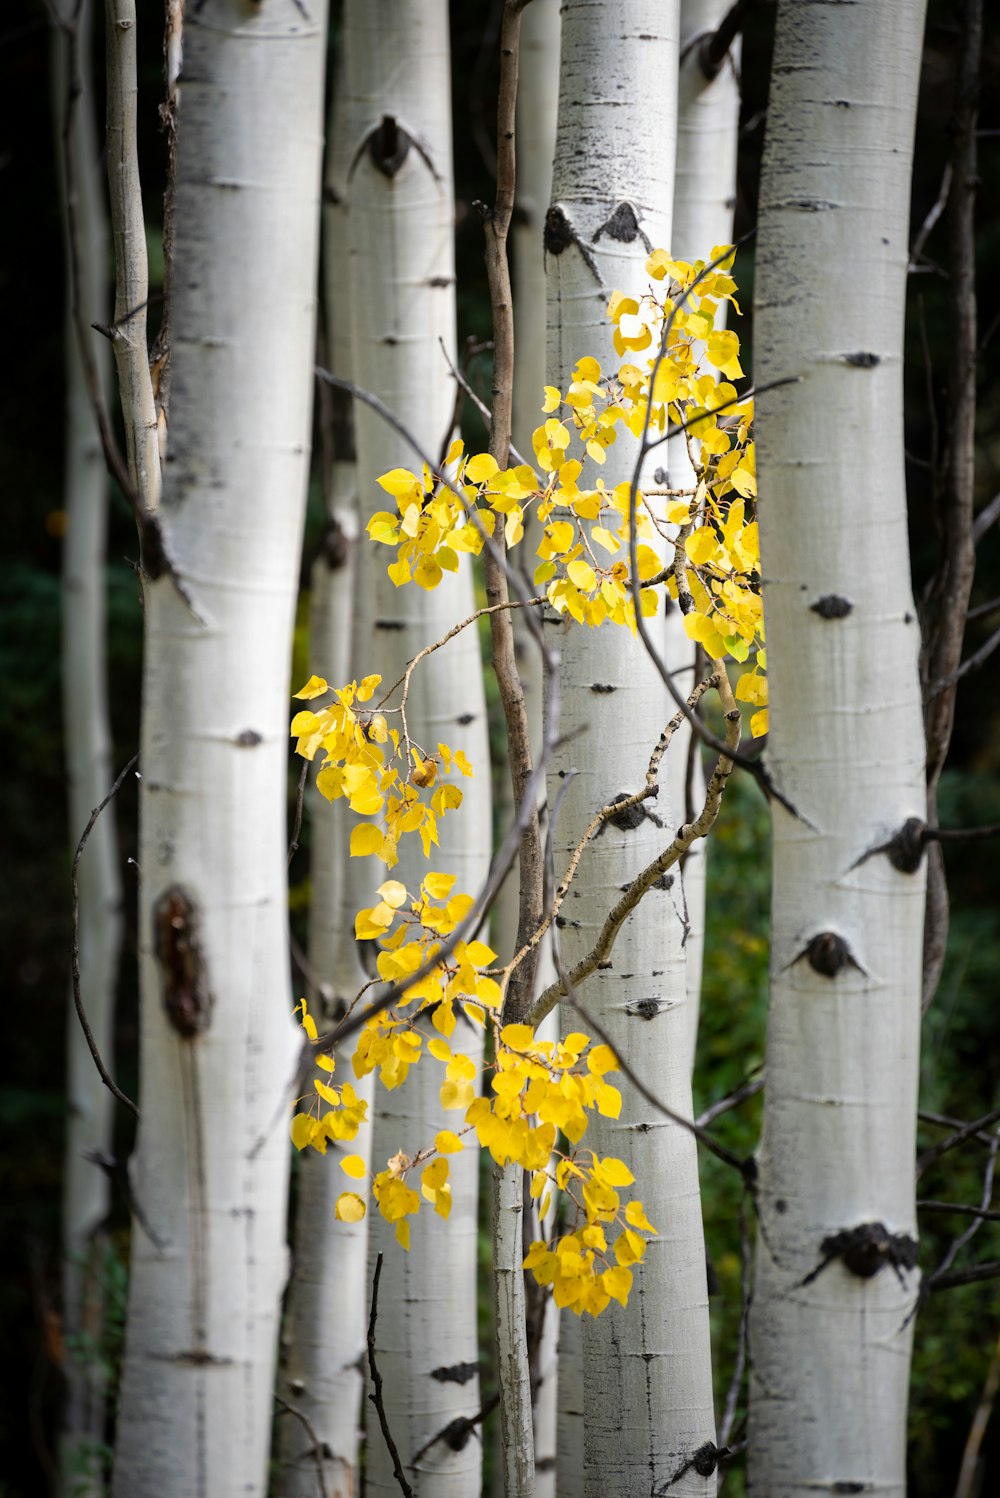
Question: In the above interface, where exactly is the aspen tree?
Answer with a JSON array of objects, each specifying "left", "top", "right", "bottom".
[
  {"left": 748, "top": 2, "right": 928, "bottom": 1492},
  {"left": 110, "top": 4, "right": 328, "bottom": 1494},
  {"left": 341, "top": 3, "right": 491, "bottom": 1492}
]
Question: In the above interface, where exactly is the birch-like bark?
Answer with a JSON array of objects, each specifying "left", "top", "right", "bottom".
[
  {"left": 670, "top": 0, "right": 741, "bottom": 1066},
  {"left": 748, "top": 3, "right": 928, "bottom": 1493},
  {"left": 343, "top": 4, "right": 491, "bottom": 1493},
  {"left": 547, "top": 4, "right": 717, "bottom": 1493},
  {"left": 53, "top": 4, "right": 122, "bottom": 1490},
  {"left": 104, "top": 0, "right": 160, "bottom": 515},
  {"left": 111, "top": 5, "right": 328, "bottom": 1496},
  {"left": 511, "top": 8, "right": 561, "bottom": 1493},
  {"left": 276, "top": 42, "right": 372, "bottom": 1498}
]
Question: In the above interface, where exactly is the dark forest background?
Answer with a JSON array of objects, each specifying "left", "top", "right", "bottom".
[{"left": 1, "top": 1, "right": 999, "bottom": 1493}]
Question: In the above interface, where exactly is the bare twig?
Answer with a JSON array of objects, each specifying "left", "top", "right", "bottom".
[
  {"left": 287, "top": 760, "right": 308, "bottom": 868},
  {"left": 955, "top": 1320, "right": 1000, "bottom": 1498},
  {"left": 695, "top": 1073, "right": 764, "bottom": 1130},
  {"left": 476, "top": 0, "right": 545, "bottom": 1031},
  {"left": 909, "top": 160, "right": 953, "bottom": 270},
  {"left": 919, "top": 1107, "right": 998, "bottom": 1148},
  {"left": 924, "top": 1127, "right": 999, "bottom": 1290},
  {"left": 919, "top": 0, "right": 983, "bottom": 1008},
  {"left": 719, "top": 1200, "right": 752, "bottom": 1448},
  {"left": 929, "top": 1260, "right": 1000, "bottom": 1293},
  {"left": 526, "top": 684, "right": 743, "bottom": 1028},
  {"left": 437, "top": 335, "right": 528, "bottom": 468},
  {"left": 691, "top": 0, "right": 757, "bottom": 80},
  {"left": 71, "top": 755, "right": 139, "bottom": 1118},
  {"left": 367, "top": 1254, "right": 414, "bottom": 1498},
  {"left": 917, "top": 1103, "right": 1000, "bottom": 1180},
  {"left": 972, "top": 490, "right": 1000, "bottom": 545},
  {"left": 273, "top": 1393, "right": 331, "bottom": 1498},
  {"left": 917, "top": 1200, "right": 1000, "bottom": 1222}
]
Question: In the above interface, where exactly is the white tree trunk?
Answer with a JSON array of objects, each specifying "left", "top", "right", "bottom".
[
  {"left": 748, "top": 3, "right": 928, "bottom": 1494},
  {"left": 512, "top": 8, "right": 561, "bottom": 1495},
  {"left": 343, "top": 4, "right": 491, "bottom": 1493},
  {"left": 275, "top": 42, "right": 372, "bottom": 1498},
  {"left": 111, "top": 5, "right": 328, "bottom": 1495},
  {"left": 670, "top": 0, "right": 741, "bottom": 1066},
  {"left": 547, "top": 5, "right": 717, "bottom": 1493},
  {"left": 54, "top": 4, "right": 123, "bottom": 1490}
]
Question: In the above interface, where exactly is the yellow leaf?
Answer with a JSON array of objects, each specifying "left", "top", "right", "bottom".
[
  {"left": 297, "top": 998, "right": 318, "bottom": 1041},
  {"left": 625, "top": 1200, "right": 656, "bottom": 1234},
  {"left": 394, "top": 1219, "right": 411, "bottom": 1251},
  {"left": 598, "top": 1155, "right": 635, "bottom": 1187},
  {"left": 377, "top": 880, "right": 408, "bottom": 910},
  {"left": 466, "top": 453, "right": 499, "bottom": 483},
  {"left": 335, "top": 1192, "right": 367, "bottom": 1223},
  {"left": 350, "top": 824, "right": 384, "bottom": 858},
  {"left": 377, "top": 467, "right": 421, "bottom": 497},
  {"left": 587, "top": 1043, "right": 618, "bottom": 1075},
  {"left": 435, "top": 1130, "right": 464, "bottom": 1154},
  {"left": 601, "top": 1266, "right": 633, "bottom": 1307},
  {"left": 686, "top": 528, "right": 722, "bottom": 567},
  {"left": 340, "top": 1154, "right": 367, "bottom": 1179},
  {"left": 501, "top": 1023, "right": 535, "bottom": 1051},
  {"left": 414, "top": 554, "right": 443, "bottom": 591},
  {"left": 750, "top": 707, "right": 768, "bottom": 737},
  {"left": 445, "top": 437, "right": 464, "bottom": 464},
  {"left": 465, "top": 940, "right": 496, "bottom": 967},
  {"left": 567, "top": 559, "right": 596, "bottom": 591},
  {"left": 314, "top": 1078, "right": 339, "bottom": 1105},
  {"left": 290, "top": 1113, "right": 316, "bottom": 1151},
  {"left": 293, "top": 674, "right": 329, "bottom": 700},
  {"left": 423, "top": 872, "right": 457, "bottom": 900}
]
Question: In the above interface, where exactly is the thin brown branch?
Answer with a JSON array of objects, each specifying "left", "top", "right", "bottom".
[
  {"left": 719, "top": 1200, "right": 752, "bottom": 1448},
  {"left": 693, "top": 0, "right": 757, "bottom": 80},
  {"left": 918, "top": 1200, "right": 1000, "bottom": 1222},
  {"left": 929, "top": 1260, "right": 1000, "bottom": 1293},
  {"left": 500, "top": 674, "right": 719, "bottom": 990},
  {"left": 924, "top": 1127, "right": 999, "bottom": 1291},
  {"left": 955, "top": 1320, "right": 1000, "bottom": 1498},
  {"left": 71, "top": 755, "right": 139, "bottom": 1118},
  {"left": 695, "top": 1074, "right": 764, "bottom": 1130},
  {"left": 54, "top": 0, "right": 136, "bottom": 507},
  {"left": 919, "top": 0, "right": 983, "bottom": 1008},
  {"left": 367, "top": 1254, "right": 414, "bottom": 1498},
  {"left": 919, "top": 1107, "right": 998, "bottom": 1148},
  {"left": 274, "top": 1394, "right": 331, "bottom": 1498},
  {"left": 287, "top": 760, "right": 308, "bottom": 868},
  {"left": 527, "top": 684, "right": 742, "bottom": 1028},
  {"left": 917, "top": 1102, "right": 1000, "bottom": 1179},
  {"left": 477, "top": 0, "right": 544, "bottom": 1029},
  {"left": 909, "top": 160, "right": 952, "bottom": 270}
]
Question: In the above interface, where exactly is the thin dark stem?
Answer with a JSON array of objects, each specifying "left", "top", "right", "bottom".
[
  {"left": 288, "top": 760, "right": 308, "bottom": 868},
  {"left": 273, "top": 1394, "right": 331, "bottom": 1498},
  {"left": 719, "top": 1200, "right": 751, "bottom": 1448},
  {"left": 929, "top": 1260, "right": 1000, "bottom": 1293},
  {"left": 694, "top": 0, "right": 757, "bottom": 80},
  {"left": 917, "top": 1103, "right": 1000, "bottom": 1179},
  {"left": 918, "top": 1200, "right": 1000, "bottom": 1222},
  {"left": 695, "top": 1074, "right": 764, "bottom": 1129},
  {"left": 367, "top": 1253, "right": 414, "bottom": 1498},
  {"left": 71, "top": 755, "right": 139, "bottom": 1118}
]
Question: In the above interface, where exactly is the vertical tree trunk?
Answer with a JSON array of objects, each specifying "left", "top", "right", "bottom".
[
  {"left": 111, "top": 5, "right": 328, "bottom": 1495},
  {"left": 511, "top": 7, "right": 561, "bottom": 1495},
  {"left": 748, "top": 3, "right": 928, "bottom": 1493},
  {"left": 342, "top": 3, "right": 491, "bottom": 1493},
  {"left": 53, "top": 4, "right": 123, "bottom": 1490},
  {"left": 276, "top": 39, "right": 372, "bottom": 1498},
  {"left": 671, "top": 0, "right": 742, "bottom": 1065},
  {"left": 547, "top": 4, "right": 718, "bottom": 1492}
]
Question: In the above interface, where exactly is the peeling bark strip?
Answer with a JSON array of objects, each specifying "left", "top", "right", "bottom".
[{"left": 154, "top": 886, "right": 212, "bottom": 1037}]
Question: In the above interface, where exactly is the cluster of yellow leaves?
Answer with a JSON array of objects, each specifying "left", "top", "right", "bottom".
[
  {"left": 290, "top": 674, "right": 473, "bottom": 867},
  {"left": 363, "top": 247, "right": 766, "bottom": 732},
  {"left": 287, "top": 999, "right": 370, "bottom": 1156},
  {"left": 291, "top": 1006, "right": 655, "bottom": 1312}
]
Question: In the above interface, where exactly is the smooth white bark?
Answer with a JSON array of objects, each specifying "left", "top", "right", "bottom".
[
  {"left": 276, "top": 43, "right": 372, "bottom": 1498},
  {"left": 512, "top": 9, "right": 561, "bottom": 1494},
  {"left": 54, "top": 4, "right": 122, "bottom": 1489},
  {"left": 748, "top": 3, "right": 928, "bottom": 1493},
  {"left": 343, "top": 4, "right": 491, "bottom": 1493},
  {"left": 111, "top": 6, "right": 328, "bottom": 1496},
  {"left": 671, "top": 0, "right": 742, "bottom": 1066},
  {"left": 547, "top": 5, "right": 717, "bottom": 1493}
]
